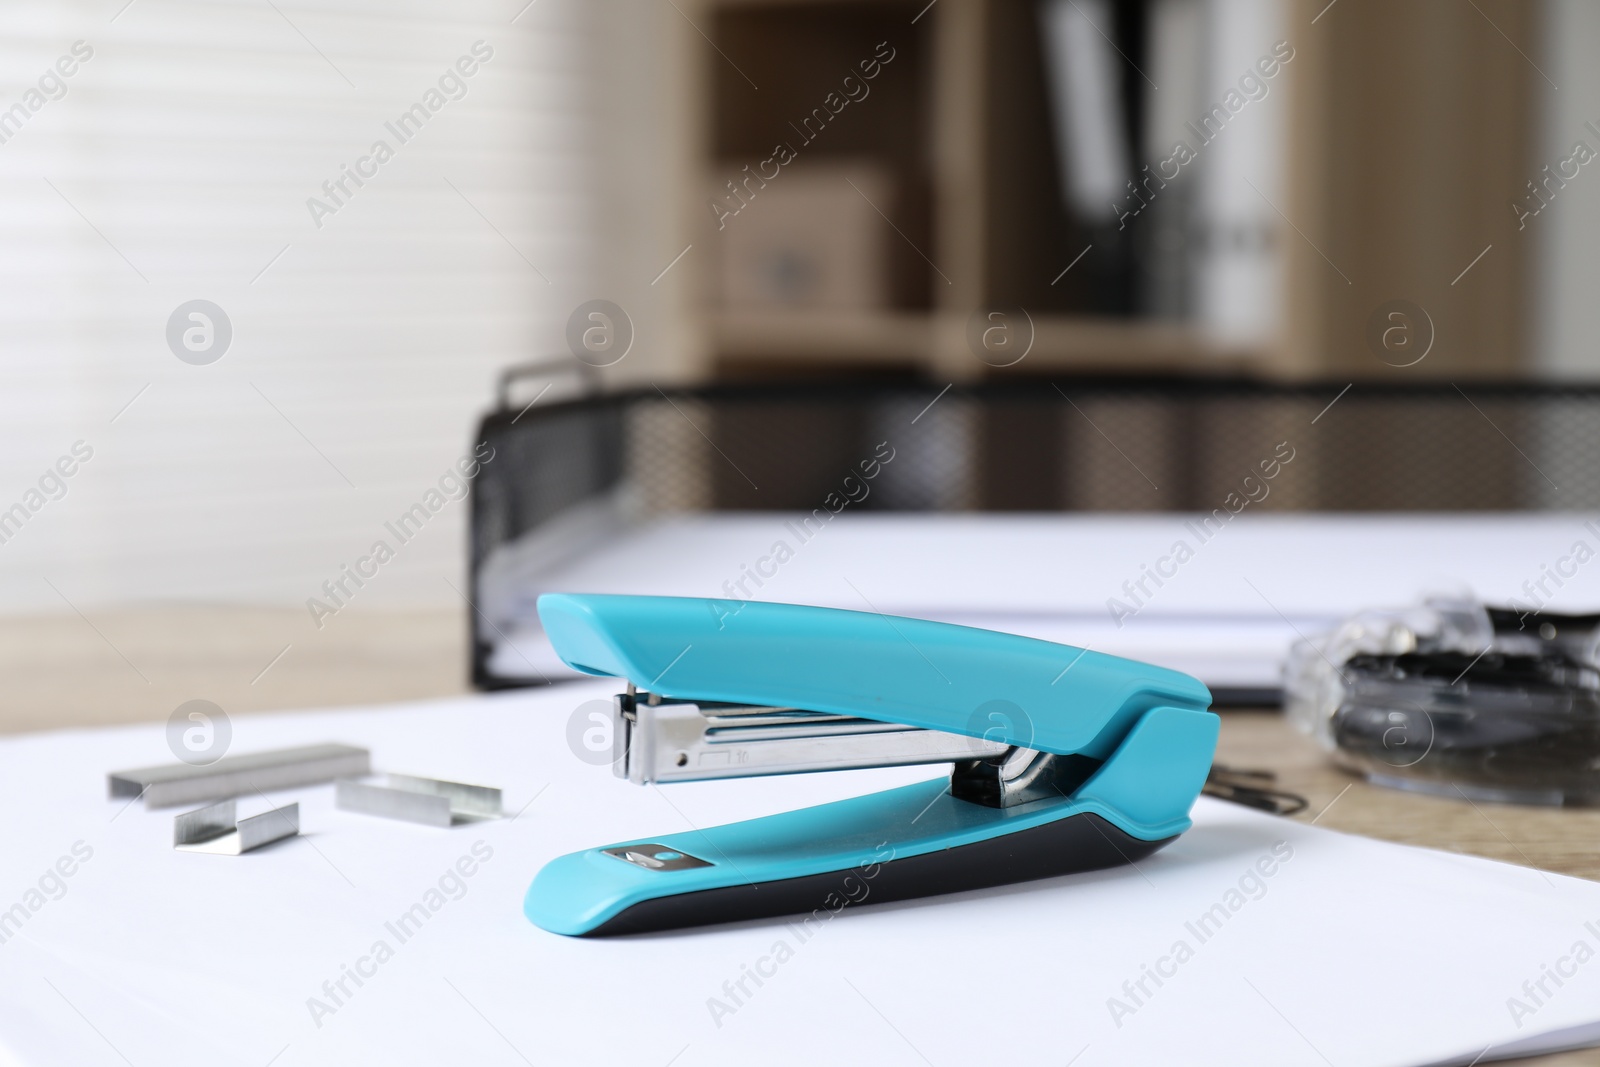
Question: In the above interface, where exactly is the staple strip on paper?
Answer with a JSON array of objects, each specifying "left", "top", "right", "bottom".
[
  {"left": 336, "top": 775, "right": 502, "bottom": 827},
  {"left": 108, "top": 744, "right": 371, "bottom": 808}
]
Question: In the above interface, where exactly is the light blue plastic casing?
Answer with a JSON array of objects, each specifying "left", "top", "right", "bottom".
[{"left": 527, "top": 594, "right": 1217, "bottom": 936}]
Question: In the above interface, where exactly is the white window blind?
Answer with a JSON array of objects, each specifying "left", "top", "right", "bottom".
[{"left": 0, "top": 0, "right": 606, "bottom": 612}]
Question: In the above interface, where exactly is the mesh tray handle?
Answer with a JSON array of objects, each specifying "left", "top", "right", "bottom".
[{"left": 496, "top": 358, "right": 601, "bottom": 412}]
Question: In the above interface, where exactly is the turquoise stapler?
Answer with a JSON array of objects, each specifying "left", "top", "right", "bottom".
[{"left": 525, "top": 594, "right": 1217, "bottom": 936}]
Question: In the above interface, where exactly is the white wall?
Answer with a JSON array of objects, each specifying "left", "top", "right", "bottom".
[{"left": 0, "top": 0, "right": 683, "bottom": 614}]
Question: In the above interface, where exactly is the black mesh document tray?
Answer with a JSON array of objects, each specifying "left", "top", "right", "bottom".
[{"left": 468, "top": 366, "right": 1600, "bottom": 692}]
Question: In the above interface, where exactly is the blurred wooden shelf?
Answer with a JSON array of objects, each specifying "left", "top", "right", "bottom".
[
  {"left": 1025, "top": 315, "right": 1256, "bottom": 370},
  {"left": 710, "top": 307, "right": 1265, "bottom": 374},
  {"left": 710, "top": 308, "right": 932, "bottom": 362},
  {"left": 679, "top": 0, "right": 1536, "bottom": 382},
  {"left": 685, "top": 0, "right": 1271, "bottom": 380}
]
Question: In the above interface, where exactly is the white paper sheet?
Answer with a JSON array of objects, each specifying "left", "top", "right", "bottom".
[
  {"left": 2, "top": 684, "right": 1599, "bottom": 1067},
  {"left": 480, "top": 512, "right": 1600, "bottom": 690}
]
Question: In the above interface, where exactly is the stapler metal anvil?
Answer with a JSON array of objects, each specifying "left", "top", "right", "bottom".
[{"left": 525, "top": 594, "right": 1217, "bottom": 936}]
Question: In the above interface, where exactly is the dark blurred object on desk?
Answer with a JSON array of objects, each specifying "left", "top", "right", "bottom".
[{"left": 1288, "top": 596, "right": 1600, "bottom": 806}]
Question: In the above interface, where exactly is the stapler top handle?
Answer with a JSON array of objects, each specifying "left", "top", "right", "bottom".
[{"left": 537, "top": 593, "right": 1211, "bottom": 761}]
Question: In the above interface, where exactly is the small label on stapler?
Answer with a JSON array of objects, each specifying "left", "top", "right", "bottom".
[{"left": 602, "top": 844, "right": 713, "bottom": 871}]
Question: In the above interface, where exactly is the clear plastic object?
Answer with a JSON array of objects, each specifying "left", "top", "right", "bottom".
[{"left": 1285, "top": 596, "right": 1600, "bottom": 805}]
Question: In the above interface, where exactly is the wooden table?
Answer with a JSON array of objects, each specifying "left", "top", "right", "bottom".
[
  {"left": 0, "top": 606, "right": 471, "bottom": 735},
  {"left": 3, "top": 607, "right": 1596, "bottom": 1064}
]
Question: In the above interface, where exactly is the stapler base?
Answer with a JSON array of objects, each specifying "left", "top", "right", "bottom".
[
  {"left": 525, "top": 768, "right": 1198, "bottom": 937},
  {"left": 578, "top": 810, "right": 1173, "bottom": 936},
  {"left": 528, "top": 704, "right": 1218, "bottom": 936}
]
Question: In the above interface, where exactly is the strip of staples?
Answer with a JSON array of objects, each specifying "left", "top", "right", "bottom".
[{"left": 109, "top": 743, "right": 370, "bottom": 809}]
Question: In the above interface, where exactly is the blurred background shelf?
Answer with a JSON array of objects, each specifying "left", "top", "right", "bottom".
[
  {"left": 1021, "top": 315, "right": 1261, "bottom": 371},
  {"left": 677, "top": 0, "right": 1539, "bottom": 383},
  {"left": 710, "top": 308, "right": 934, "bottom": 366},
  {"left": 709, "top": 308, "right": 1265, "bottom": 376},
  {"left": 687, "top": 0, "right": 1253, "bottom": 379}
]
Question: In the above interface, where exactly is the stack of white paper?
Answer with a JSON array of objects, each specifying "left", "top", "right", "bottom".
[
  {"left": 1, "top": 683, "right": 1598, "bottom": 1066},
  {"left": 480, "top": 512, "right": 1600, "bottom": 692}
]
